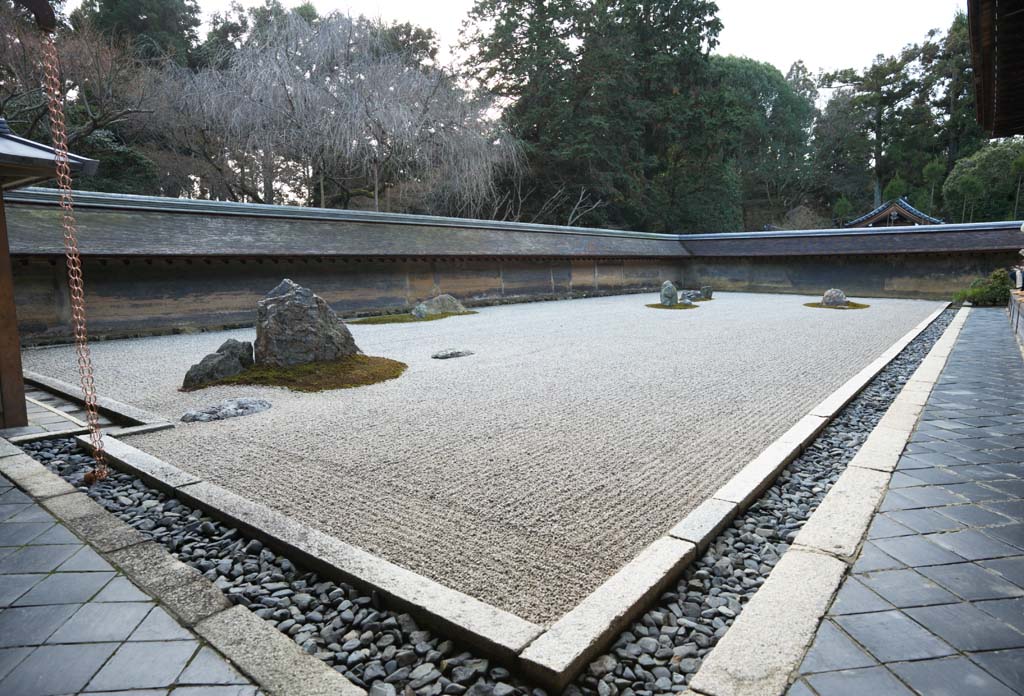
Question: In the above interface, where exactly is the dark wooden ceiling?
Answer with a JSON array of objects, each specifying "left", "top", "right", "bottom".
[{"left": 969, "top": 0, "right": 1024, "bottom": 137}]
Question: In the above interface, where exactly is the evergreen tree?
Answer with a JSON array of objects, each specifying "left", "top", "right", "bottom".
[{"left": 72, "top": 0, "right": 201, "bottom": 62}]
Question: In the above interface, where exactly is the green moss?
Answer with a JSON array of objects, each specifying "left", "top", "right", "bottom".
[
  {"left": 191, "top": 354, "right": 407, "bottom": 392},
  {"left": 348, "top": 311, "right": 478, "bottom": 325},
  {"left": 645, "top": 303, "right": 699, "bottom": 310},
  {"left": 804, "top": 302, "right": 871, "bottom": 310},
  {"left": 694, "top": 297, "right": 714, "bottom": 302}
]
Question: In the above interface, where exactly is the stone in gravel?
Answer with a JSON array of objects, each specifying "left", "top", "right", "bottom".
[
  {"left": 589, "top": 654, "right": 617, "bottom": 677},
  {"left": 412, "top": 294, "right": 467, "bottom": 319},
  {"left": 660, "top": 281, "right": 678, "bottom": 307},
  {"left": 700, "top": 285, "right": 713, "bottom": 300},
  {"left": 181, "top": 398, "right": 272, "bottom": 423},
  {"left": 255, "top": 279, "right": 360, "bottom": 367},
  {"left": 821, "top": 288, "right": 848, "bottom": 307},
  {"left": 432, "top": 349, "right": 474, "bottom": 360},
  {"left": 370, "top": 683, "right": 397, "bottom": 696}
]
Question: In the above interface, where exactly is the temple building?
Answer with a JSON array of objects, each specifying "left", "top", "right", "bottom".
[{"left": 845, "top": 197, "right": 944, "bottom": 228}]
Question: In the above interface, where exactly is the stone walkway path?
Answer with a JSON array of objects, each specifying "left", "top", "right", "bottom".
[
  {"left": 788, "top": 307, "right": 1024, "bottom": 696},
  {"left": 0, "top": 473, "right": 258, "bottom": 695}
]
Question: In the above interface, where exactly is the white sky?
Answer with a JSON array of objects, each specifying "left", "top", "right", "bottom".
[{"left": 172, "top": 0, "right": 967, "bottom": 76}]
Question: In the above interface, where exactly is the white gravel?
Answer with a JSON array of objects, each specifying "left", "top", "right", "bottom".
[{"left": 22, "top": 292, "right": 943, "bottom": 624}]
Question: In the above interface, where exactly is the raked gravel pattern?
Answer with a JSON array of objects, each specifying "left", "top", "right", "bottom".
[
  {"left": 22, "top": 292, "right": 945, "bottom": 623},
  {"left": 17, "top": 308, "right": 954, "bottom": 696}
]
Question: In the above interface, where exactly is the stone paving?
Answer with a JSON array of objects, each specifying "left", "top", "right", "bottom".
[
  {"left": 0, "top": 387, "right": 115, "bottom": 441},
  {"left": 789, "top": 308, "right": 1024, "bottom": 696},
  {"left": 22, "top": 293, "right": 944, "bottom": 623},
  {"left": 0, "top": 473, "right": 258, "bottom": 696}
]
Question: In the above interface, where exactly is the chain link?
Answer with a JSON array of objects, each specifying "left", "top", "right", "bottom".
[{"left": 40, "top": 34, "right": 107, "bottom": 481}]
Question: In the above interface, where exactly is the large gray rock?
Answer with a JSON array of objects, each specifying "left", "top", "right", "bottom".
[
  {"left": 700, "top": 285, "right": 714, "bottom": 300},
  {"left": 660, "top": 281, "right": 678, "bottom": 307},
  {"left": 821, "top": 288, "right": 848, "bottom": 307},
  {"left": 182, "top": 339, "right": 255, "bottom": 389},
  {"left": 411, "top": 293, "right": 467, "bottom": 319},
  {"left": 255, "top": 279, "right": 360, "bottom": 367}
]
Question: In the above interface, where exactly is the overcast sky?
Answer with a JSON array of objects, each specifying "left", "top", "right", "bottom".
[{"left": 172, "top": 0, "right": 967, "bottom": 76}]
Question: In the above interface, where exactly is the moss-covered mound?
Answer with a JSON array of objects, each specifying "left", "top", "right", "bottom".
[
  {"left": 194, "top": 355, "right": 407, "bottom": 392},
  {"left": 348, "top": 311, "right": 477, "bottom": 325},
  {"left": 804, "top": 301, "right": 870, "bottom": 310},
  {"left": 645, "top": 303, "right": 699, "bottom": 310}
]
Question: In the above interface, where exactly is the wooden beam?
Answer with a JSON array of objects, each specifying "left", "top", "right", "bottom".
[{"left": 0, "top": 192, "right": 27, "bottom": 428}]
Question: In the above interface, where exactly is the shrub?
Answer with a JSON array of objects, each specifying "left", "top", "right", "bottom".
[{"left": 953, "top": 268, "right": 1012, "bottom": 306}]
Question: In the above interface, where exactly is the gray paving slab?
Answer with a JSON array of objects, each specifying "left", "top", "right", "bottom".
[
  {"left": 969, "top": 648, "right": 1024, "bottom": 694},
  {"left": 889, "top": 656, "right": 1019, "bottom": 696},
  {"left": 798, "top": 620, "right": 876, "bottom": 674},
  {"left": 790, "top": 309, "right": 1024, "bottom": 696},
  {"left": 805, "top": 666, "right": 915, "bottom": 696},
  {"left": 23, "top": 293, "right": 944, "bottom": 622}
]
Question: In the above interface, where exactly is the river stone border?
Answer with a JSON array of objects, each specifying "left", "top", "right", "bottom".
[
  {"left": 688, "top": 307, "right": 969, "bottom": 696},
  {"left": 10, "top": 303, "right": 951, "bottom": 695}
]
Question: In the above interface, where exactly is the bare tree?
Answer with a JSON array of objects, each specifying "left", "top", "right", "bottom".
[
  {"left": 144, "top": 12, "right": 519, "bottom": 213},
  {"left": 0, "top": 8, "right": 152, "bottom": 146}
]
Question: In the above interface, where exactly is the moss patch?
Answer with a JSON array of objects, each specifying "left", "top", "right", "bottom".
[
  {"left": 694, "top": 297, "right": 714, "bottom": 302},
  {"left": 348, "top": 311, "right": 477, "bottom": 325},
  {"left": 804, "top": 301, "right": 870, "bottom": 310},
  {"left": 645, "top": 303, "right": 699, "bottom": 310},
  {"left": 192, "top": 355, "right": 407, "bottom": 392}
]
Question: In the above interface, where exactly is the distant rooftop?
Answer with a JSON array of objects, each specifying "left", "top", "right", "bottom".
[{"left": 845, "top": 197, "right": 944, "bottom": 228}]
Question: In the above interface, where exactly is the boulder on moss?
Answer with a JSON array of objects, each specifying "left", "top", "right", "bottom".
[
  {"left": 821, "top": 288, "right": 848, "bottom": 307},
  {"left": 255, "top": 279, "right": 360, "bottom": 367},
  {"left": 412, "top": 294, "right": 467, "bottom": 319},
  {"left": 660, "top": 281, "right": 678, "bottom": 307}
]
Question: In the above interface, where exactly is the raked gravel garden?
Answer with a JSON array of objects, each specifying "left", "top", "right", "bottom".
[
  {"left": 16, "top": 297, "right": 955, "bottom": 695},
  {"left": 22, "top": 292, "right": 946, "bottom": 624}
]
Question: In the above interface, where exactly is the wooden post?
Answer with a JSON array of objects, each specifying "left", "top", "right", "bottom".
[{"left": 0, "top": 190, "right": 27, "bottom": 428}]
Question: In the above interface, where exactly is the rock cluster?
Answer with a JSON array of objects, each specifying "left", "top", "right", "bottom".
[
  {"left": 821, "top": 288, "right": 848, "bottom": 307},
  {"left": 181, "top": 398, "right": 272, "bottom": 423},
  {"left": 22, "top": 309, "right": 955, "bottom": 696},
  {"left": 412, "top": 294, "right": 468, "bottom": 319},
  {"left": 182, "top": 339, "right": 255, "bottom": 390},
  {"left": 256, "top": 279, "right": 360, "bottom": 367}
]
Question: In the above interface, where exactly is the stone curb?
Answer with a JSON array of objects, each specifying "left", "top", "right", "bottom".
[
  {"left": 20, "top": 369, "right": 174, "bottom": 439},
  {"left": 519, "top": 536, "right": 696, "bottom": 690},
  {"left": 687, "top": 550, "right": 847, "bottom": 696},
  {"left": 74, "top": 437, "right": 544, "bottom": 664},
  {"left": 685, "top": 306, "right": 970, "bottom": 696},
  {"left": 0, "top": 438, "right": 366, "bottom": 696}
]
